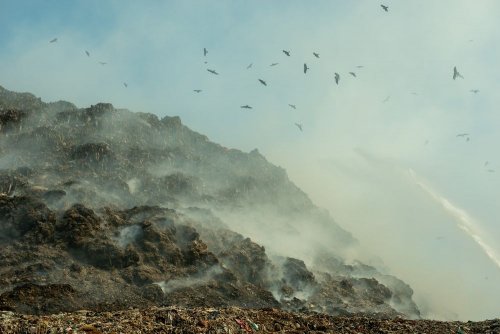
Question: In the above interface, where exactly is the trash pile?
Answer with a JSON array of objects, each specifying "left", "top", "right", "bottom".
[
  {"left": 1, "top": 306, "right": 498, "bottom": 334},
  {"left": 0, "top": 84, "right": 420, "bottom": 319}
]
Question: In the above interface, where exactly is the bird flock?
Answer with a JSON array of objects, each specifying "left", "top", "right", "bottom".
[{"left": 45, "top": 3, "right": 492, "bottom": 172}]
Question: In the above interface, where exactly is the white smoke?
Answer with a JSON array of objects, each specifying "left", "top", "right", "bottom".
[{"left": 408, "top": 168, "right": 500, "bottom": 270}]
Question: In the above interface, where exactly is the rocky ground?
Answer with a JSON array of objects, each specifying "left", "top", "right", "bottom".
[{"left": 1, "top": 306, "right": 499, "bottom": 333}]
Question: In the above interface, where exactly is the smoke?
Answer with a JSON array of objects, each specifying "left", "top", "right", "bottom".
[
  {"left": 408, "top": 168, "right": 500, "bottom": 270},
  {"left": 154, "top": 266, "right": 223, "bottom": 294}
]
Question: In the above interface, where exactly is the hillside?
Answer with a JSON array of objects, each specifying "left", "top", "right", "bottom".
[{"left": 0, "top": 85, "right": 419, "bottom": 318}]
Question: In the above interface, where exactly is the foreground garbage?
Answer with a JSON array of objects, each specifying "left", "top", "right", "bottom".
[{"left": 1, "top": 306, "right": 499, "bottom": 333}]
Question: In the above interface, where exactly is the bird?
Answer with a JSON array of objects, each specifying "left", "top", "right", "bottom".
[
  {"left": 193, "top": 89, "right": 202, "bottom": 93},
  {"left": 313, "top": 52, "right": 320, "bottom": 58},
  {"left": 304, "top": 63, "right": 309, "bottom": 74},
  {"left": 85, "top": 50, "right": 90, "bottom": 57},
  {"left": 484, "top": 161, "right": 489, "bottom": 167},
  {"left": 453, "top": 66, "right": 464, "bottom": 80},
  {"left": 282, "top": 50, "right": 290, "bottom": 56},
  {"left": 98, "top": 61, "right": 107, "bottom": 65},
  {"left": 295, "top": 123, "right": 303, "bottom": 132},
  {"left": 470, "top": 89, "right": 479, "bottom": 93},
  {"left": 289, "top": 104, "right": 296, "bottom": 109},
  {"left": 334, "top": 73, "right": 340, "bottom": 85},
  {"left": 123, "top": 82, "right": 128, "bottom": 88},
  {"left": 270, "top": 63, "right": 279, "bottom": 67},
  {"left": 456, "top": 133, "right": 469, "bottom": 137},
  {"left": 356, "top": 65, "right": 364, "bottom": 68},
  {"left": 258, "top": 79, "right": 267, "bottom": 86},
  {"left": 241, "top": 105, "right": 252, "bottom": 109},
  {"left": 382, "top": 95, "right": 390, "bottom": 103},
  {"left": 381, "top": 4, "right": 389, "bottom": 12},
  {"left": 207, "top": 69, "right": 219, "bottom": 75},
  {"left": 247, "top": 63, "right": 253, "bottom": 69},
  {"left": 349, "top": 72, "right": 356, "bottom": 77},
  {"left": 49, "top": 38, "right": 58, "bottom": 43},
  {"left": 204, "top": 48, "right": 208, "bottom": 56}
]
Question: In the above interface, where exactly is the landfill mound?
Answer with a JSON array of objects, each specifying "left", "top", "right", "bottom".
[{"left": 0, "top": 85, "right": 419, "bottom": 318}]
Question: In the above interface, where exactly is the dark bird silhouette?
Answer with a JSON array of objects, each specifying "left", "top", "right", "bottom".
[
  {"left": 98, "top": 61, "right": 107, "bottom": 65},
  {"left": 304, "top": 63, "right": 309, "bottom": 74},
  {"left": 85, "top": 50, "right": 90, "bottom": 57},
  {"left": 456, "top": 133, "right": 469, "bottom": 137},
  {"left": 295, "top": 123, "right": 303, "bottom": 132},
  {"left": 258, "top": 79, "right": 267, "bottom": 86},
  {"left": 123, "top": 82, "right": 128, "bottom": 88},
  {"left": 334, "top": 73, "right": 340, "bottom": 85},
  {"left": 349, "top": 72, "right": 356, "bottom": 77},
  {"left": 49, "top": 38, "right": 58, "bottom": 43},
  {"left": 241, "top": 105, "right": 252, "bottom": 109},
  {"left": 313, "top": 52, "right": 320, "bottom": 58},
  {"left": 289, "top": 104, "right": 296, "bottom": 109},
  {"left": 207, "top": 69, "right": 219, "bottom": 75},
  {"left": 453, "top": 66, "right": 464, "bottom": 80},
  {"left": 470, "top": 89, "right": 479, "bottom": 93},
  {"left": 247, "top": 63, "right": 253, "bottom": 69},
  {"left": 270, "top": 63, "right": 279, "bottom": 67},
  {"left": 381, "top": 4, "right": 389, "bottom": 12},
  {"left": 356, "top": 65, "right": 364, "bottom": 68},
  {"left": 204, "top": 48, "right": 208, "bottom": 56},
  {"left": 193, "top": 89, "right": 202, "bottom": 93},
  {"left": 282, "top": 50, "right": 290, "bottom": 56}
]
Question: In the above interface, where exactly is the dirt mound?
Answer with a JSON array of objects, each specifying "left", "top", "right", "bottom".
[{"left": 0, "top": 85, "right": 421, "bottom": 318}]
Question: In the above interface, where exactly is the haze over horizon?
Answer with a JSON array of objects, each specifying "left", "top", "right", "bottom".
[{"left": 1, "top": 0, "right": 499, "bottom": 321}]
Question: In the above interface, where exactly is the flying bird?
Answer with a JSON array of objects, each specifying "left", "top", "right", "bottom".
[
  {"left": 98, "top": 61, "right": 107, "bottom": 65},
  {"left": 356, "top": 65, "right": 364, "bottom": 68},
  {"left": 85, "top": 50, "right": 90, "bottom": 57},
  {"left": 49, "top": 38, "right": 58, "bottom": 43},
  {"left": 193, "top": 89, "right": 202, "bottom": 93},
  {"left": 453, "top": 66, "right": 464, "bottom": 80},
  {"left": 304, "top": 63, "right": 309, "bottom": 74},
  {"left": 282, "top": 50, "right": 290, "bottom": 56},
  {"left": 123, "top": 82, "right": 128, "bottom": 88},
  {"left": 207, "top": 69, "right": 219, "bottom": 75},
  {"left": 456, "top": 133, "right": 469, "bottom": 137},
  {"left": 334, "top": 73, "right": 340, "bottom": 85},
  {"left": 240, "top": 105, "right": 252, "bottom": 109},
  {"left": 204, "top": 48, "right": 208, "bottom": 56},
  {"left": 484, "top": 161, "right": 489, "bottom": 167},
  {"left": 247, "top": 63, "right": 253, "bottom": 69},
  {"left": 258, "top": 79, "right": 267, "bottom": 86},
  {"left": 288, "top": 104, "right": 296, "bottom": 109},
  {"left": 382, "top": 95, "right": 391, "bottom": 103},
  {"left": 294, "top": 123, "right": 303, "bottom": 132},
  {"left": 270, "top": 63, "right": 279, "bottom": 67},
  {"left": 349, "top": 72, "right": 356, "bottom": 77},
  {"left": 313, "top": 52, "right": 320, "bottom": 58},
  {"left": 381, "top": 4, "right": 389, "bottom": 12},
  {"left": 470, "top": 89, "right": 479, "bottom": 93}
]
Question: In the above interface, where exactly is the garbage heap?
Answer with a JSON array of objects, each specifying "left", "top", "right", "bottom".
[{"left": 0, "top": 85, "right": 419, "bottom": 319}]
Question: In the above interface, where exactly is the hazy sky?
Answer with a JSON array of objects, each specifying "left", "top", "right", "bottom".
[{"left": 1, "top": 0, "right": 500, "bottom": 320}]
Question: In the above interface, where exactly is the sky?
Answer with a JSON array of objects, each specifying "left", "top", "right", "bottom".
[{"left": 1, "top": 0, "right": 500, "bottom": 320}]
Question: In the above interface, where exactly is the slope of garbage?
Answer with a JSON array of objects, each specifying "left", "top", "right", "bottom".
[{"left": 0, "top": 85, "right": 419, "bottom": 319}]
